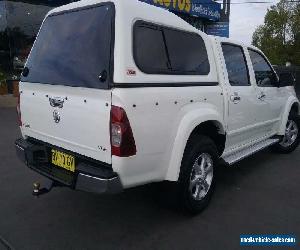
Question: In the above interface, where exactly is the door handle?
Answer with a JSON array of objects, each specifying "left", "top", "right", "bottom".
[
  {"left": 49, "top": 97, "right": 65, "bottom": 108},
  {"left": 258, "top": 93, "right": 266, "bottom": 100},
  {"left": 230, "top": 93, "right": 241, "bottom": 104}
]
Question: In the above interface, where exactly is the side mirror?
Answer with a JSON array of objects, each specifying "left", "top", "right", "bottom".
[{"left": 278, "top": 72, "right": 296, "bottom": 87}]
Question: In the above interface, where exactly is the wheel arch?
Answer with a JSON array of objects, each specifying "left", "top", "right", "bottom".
[
  {"left": 279, "top": 98, "right": 300, "bottom": 135},
  {"left": 291, "top": 102, "right": 300, "bottom": 115},
  {"left": 165, "top": 110, "right": 225, "bottom": 182},
  {"left": 189, "top": 120, "right": 226, "bottom": 156}
]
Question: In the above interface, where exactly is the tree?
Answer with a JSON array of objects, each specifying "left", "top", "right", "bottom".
[{"left": 252, "top": 0, "right": 300, "bottom": 66}]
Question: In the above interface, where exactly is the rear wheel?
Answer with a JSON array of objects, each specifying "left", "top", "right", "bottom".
[
  {"left": 178, "top": 135, "right": 218, "bottom": 214},
  {"left": 271, "top": 113, "right": 300, "bottom": 153}
]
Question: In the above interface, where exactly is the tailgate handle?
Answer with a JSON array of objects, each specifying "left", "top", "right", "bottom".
[{"left": 49, "top": 97, "right": 64, "bottom": 108}]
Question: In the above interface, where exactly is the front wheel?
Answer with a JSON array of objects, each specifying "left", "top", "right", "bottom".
[
  {"left": 178, "top": 135, "right": 218, "bottom": 214},
  {"left": 271, "top": 113, "right": 300, "bottom": 153}
]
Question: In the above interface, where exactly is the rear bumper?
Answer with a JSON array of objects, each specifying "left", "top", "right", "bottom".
[{"left": 15, "top": 138, "right": 122, "bottom": 194}]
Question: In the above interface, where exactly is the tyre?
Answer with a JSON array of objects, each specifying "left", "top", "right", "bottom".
[
  {"left": 178, "top": 134, "right": 218, "bottom": 214},
  {"left": 271, "top": 112, "right": 300, "bottom": 154}
]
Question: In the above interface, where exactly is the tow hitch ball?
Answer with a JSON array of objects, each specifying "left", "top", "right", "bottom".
[{"left": 32, "top": 180, "right": 58, "bottom": 196}]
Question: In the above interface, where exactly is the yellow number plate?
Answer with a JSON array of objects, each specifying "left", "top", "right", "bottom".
[{"left": 51, "top": 149, "right": 75, "bottom": 172}]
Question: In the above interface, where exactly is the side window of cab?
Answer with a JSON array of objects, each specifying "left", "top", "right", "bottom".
[
  {"left": 221, "top": 43, "right": 250, "bottom": 86},
  {"left": 248, "top": 49, "right": 278, "bottom": 87}
]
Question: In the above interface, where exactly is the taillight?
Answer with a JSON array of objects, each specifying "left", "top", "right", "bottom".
[
  {"left": 110, "top": 105, "right": 136, "bottom": 157},
  {"left": 16, "top": 93, "right": 22, "bottom": 126}
]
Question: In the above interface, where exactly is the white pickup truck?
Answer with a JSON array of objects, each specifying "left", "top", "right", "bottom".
[{"left": 15, "top": 0, "right": 299, "bottom": 213}]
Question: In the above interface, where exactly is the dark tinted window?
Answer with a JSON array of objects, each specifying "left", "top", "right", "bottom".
[
  {"left": 248, "top": 49, "right": 277, "bottom": 87},
  {"left": 164, "top": 29, "right": 209, "bottom": 74},
  {"left": 134, "top": 21, "right": 210, "bottom": 75},
  {"left": 134, "top": 25, "right": 170, "bottom": 74},
  {"left": 222, "top": 44, "right": 250, "bottom": 86},
  {"left": 22, "top": 4, "right": 114, "bottom": 89}
]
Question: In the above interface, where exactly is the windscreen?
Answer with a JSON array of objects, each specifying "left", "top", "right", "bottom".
[{"left": 22, "top": 3, "right": 114, "bottom": 89}]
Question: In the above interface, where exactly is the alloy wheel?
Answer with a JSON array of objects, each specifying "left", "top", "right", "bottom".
[{"left": 189, "top": 153, "right": 214, "bottom": 201}]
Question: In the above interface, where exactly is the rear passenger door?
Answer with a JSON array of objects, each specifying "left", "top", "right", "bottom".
[{"left": 221, "top": 43, "right": 262, "bottom": 149}]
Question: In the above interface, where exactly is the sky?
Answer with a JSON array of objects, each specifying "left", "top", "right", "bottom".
[{"left": 229, "top": 0, "right": 279, "bottom": 45}]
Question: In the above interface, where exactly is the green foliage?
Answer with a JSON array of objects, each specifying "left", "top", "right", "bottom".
[
  {"left": 252, "top": 0, "right": 300, "bottom": 66},
  {"left": 0, "top": 69, "right": 6, "bottom": 84}
]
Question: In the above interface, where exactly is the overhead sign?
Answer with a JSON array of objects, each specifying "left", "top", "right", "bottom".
[
  {"left": 205, "top": 22, "right": 229, "bottom": 37},
  {"left": 139, "top": 0, "right": 221, "bottom": 21}
]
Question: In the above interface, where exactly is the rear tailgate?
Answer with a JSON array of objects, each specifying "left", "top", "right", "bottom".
[
  {"left": 20, "top": 83, "right": 112, "bottom": 164},
  {"left": 19, "top": 3, "right": 115, "bottom": 164}
]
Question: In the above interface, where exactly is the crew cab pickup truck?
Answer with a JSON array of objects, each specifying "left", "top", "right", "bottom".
[{"left": 15, "top": 0, "right": 300, "bottom": 213}]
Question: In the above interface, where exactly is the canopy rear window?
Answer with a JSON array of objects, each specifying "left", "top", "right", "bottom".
[{"left": 22, "top": 3, "right": 114, "bottom": 89}]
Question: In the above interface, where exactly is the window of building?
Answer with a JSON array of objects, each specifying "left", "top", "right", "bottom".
[
  {"left": 0, "top": 1, "right": 10, "bottom": 74},
  {"left": 133, "top": 21, "right": 210, "bottom": 75},
  {"left": 222, "top": 44, "right": 250, "bottom": 86}
]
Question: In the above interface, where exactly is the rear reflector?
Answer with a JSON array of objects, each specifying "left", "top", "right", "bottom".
[{"left": 110, "top": 106, "right": 136, "bottom": 157}]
